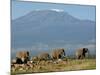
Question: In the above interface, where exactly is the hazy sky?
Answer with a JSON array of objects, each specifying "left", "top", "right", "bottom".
[{"left": 12, "top": 0, "right": 96, "bottom": 21}]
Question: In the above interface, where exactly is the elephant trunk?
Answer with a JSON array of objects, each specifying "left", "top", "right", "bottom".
[
  {"left": 63, "top": 51, "right": 66, "bottom": 57},
  {"left": 87, "top": 50, "right": 90, "bottom": 58}
]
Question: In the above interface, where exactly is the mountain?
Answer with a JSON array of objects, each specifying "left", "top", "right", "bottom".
[{"left": 11, "top": 10, "right": 96, "bottom": 51}]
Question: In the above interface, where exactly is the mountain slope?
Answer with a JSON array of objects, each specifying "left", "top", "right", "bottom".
[{"left": 11, "top": 10, "right": 96, "bottom": 49}]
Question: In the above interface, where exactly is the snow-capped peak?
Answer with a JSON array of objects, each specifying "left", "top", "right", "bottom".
[
  {"left": 50, "top": 9, "right": 64, "bottom": 12},
  {"left": 33, "top": 9, "right": 64, "bottom": 12}
]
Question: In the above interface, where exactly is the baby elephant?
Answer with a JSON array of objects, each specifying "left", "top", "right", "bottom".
[
  {"left": 38, "top": 52, "right": 51, "bottom": 61},
  {"left": 75, "top": 48, "right": 89, "bottom": 59}
]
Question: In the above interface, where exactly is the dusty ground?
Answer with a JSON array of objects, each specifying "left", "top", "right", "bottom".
[{"left": 11, "top": 59, "right": 96, "bottom": 75}]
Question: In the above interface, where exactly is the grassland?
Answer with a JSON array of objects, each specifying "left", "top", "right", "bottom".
[{"left": 11, "top": 58, "right": 96, "bottom": 75}]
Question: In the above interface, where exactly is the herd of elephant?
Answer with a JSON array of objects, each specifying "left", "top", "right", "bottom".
[{"left": 12, "top": 48, "right": 89, "bottom": 64}]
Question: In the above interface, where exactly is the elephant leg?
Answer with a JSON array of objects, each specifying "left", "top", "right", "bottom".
[
  {"left": 52, "top": 56, "right": 56, "bottom": 60},
  {"left": 16, "top": 58, "right": 23, "bottom": 64},
  {"left": 83, "top": 54, "right": 85, "bottom": 58},
  {"left": 57, "top": 55, "right": 59, "bottom": 59},
  {"left": 79, "top": 53, "right": 85, "bottom": 59},
  {"left": 58, "top": 55, "right": 61, "bottom": 59},
  {"left": 81, "top": 55, "right": 85, "bottom": 59},
  {"left": 24, "top": 59, "right": 28, "bottom": 64},
  {"left": 77, "top": 55, "right": 81, "bottom": 59}
]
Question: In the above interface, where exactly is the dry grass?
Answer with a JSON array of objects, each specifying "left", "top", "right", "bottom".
[{"left": 11, "top": 59, "right": 96, "bottom": 75}]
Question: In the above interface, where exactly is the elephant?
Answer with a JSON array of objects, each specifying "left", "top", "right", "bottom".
[
  {"left": 75, "top": 48, "right": 89, "bottom": 59},
  {"left": 38, "top": 52, "right": 51, "bottom": 61},
  {"left": 32, "top": 56, "right": 39, "bottom": 61},
  {"left": 16, "top": 51, "right": 30, "bottom": 64},
  {"left": 51, "top": 48, "right": 66, "bottom": 60},
  {"left": 32, "top": 52, "right": 51, "bottom": 61}
]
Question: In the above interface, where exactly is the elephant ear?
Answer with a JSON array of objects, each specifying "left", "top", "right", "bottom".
[
  {"left": 62, "top": 49, "right": 66, "bottom": 56},
  {"left": 27, "top": 51, "right": 29, "bottom": 56},
  {"left": 83, "top": 48, "right": 86, "bottom": 52}
]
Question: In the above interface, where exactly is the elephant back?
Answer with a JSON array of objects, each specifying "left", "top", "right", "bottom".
[{"left": 57, "top": 48, "right": 65, "bottom": 54}]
